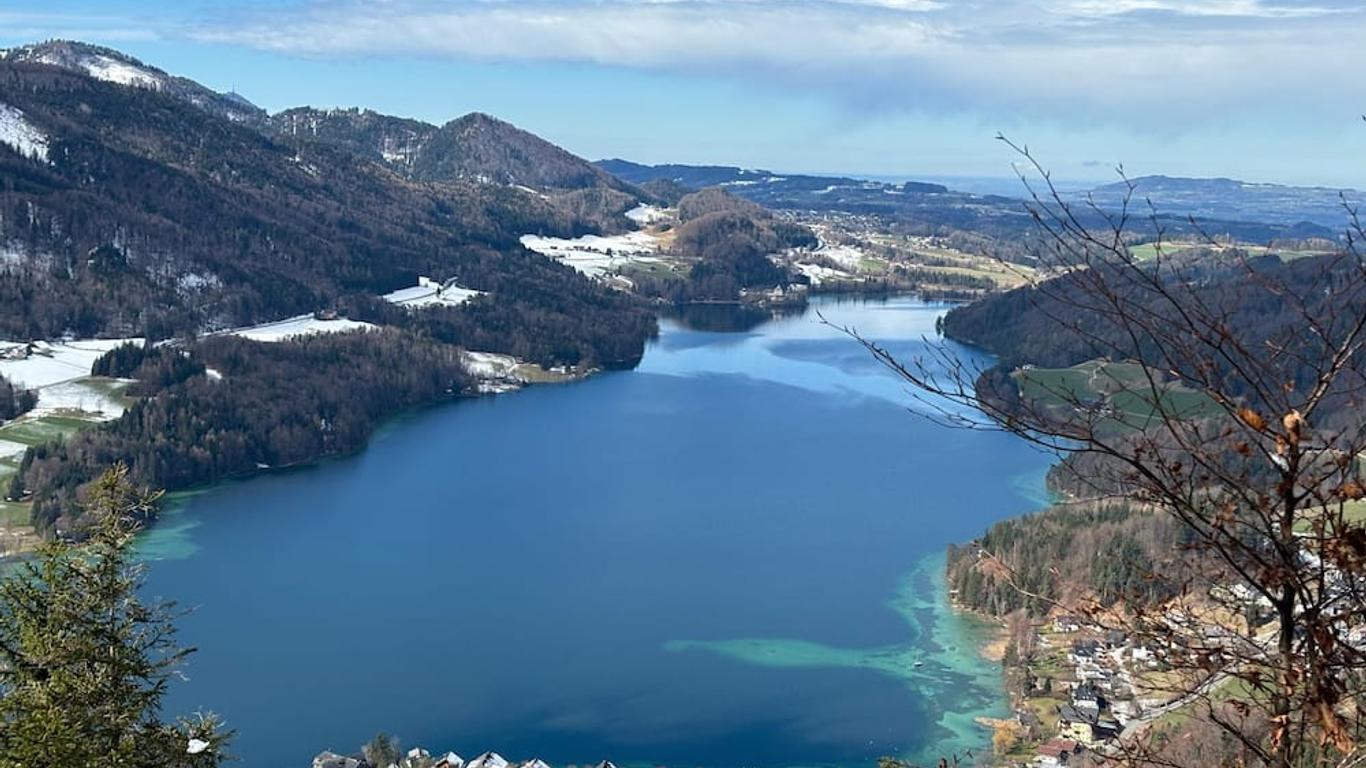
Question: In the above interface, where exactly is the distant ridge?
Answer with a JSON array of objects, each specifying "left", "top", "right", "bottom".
[
  {"left": 1081, "top": 174, "right": 1363, "bottom": 230},
  {"left": 596, "top": 158, "right": 949, "bottom": 194}
]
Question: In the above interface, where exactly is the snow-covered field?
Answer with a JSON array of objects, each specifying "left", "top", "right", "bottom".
[
  {"left": 28, "top": 379, "right": 130, "bottom": 419},
  {"left": 461, "top": 351, "right": 526, "bottom": 393},
  {"left": 383, "top": 282, "right": 483, "bottom": 309},
  {"left": 625, "top": 204, "right": 670, "bottom": 225},
  {"left": 0, "top": 338, "right": 141, "bottom": 389},
  {"left": 462, "top": 351, "right": 520, "bottom": 379},
  {"left": 794, "top": 263, "right": 850, "bottom": 286},
  {"left": 0, "top": 439, "right": 26, "bottom": 461},
  {"left": 0, "top": 103, "right": 49, "bottom": 163},
  {"left": 223, "top": 315, "right": 376, "bottom": 343},
  {"left": 818, "top": 244, "right": 865, "bottom": 270},
  {"left": 520, "top": 232, "right": 662, "bottom": 279}
]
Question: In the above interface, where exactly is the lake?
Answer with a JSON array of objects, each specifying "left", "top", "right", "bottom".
[{"left": 139, "top": 296, "right": 1051, "bottom": 768}]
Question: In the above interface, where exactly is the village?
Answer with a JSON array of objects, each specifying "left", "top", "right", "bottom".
[{"left": 312, "top": 748, "right": 618, "bottom": 768}]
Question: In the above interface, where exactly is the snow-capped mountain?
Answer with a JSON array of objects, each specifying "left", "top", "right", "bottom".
[{"left": 2, "top": 40, "right": 266, "bottom": 125}]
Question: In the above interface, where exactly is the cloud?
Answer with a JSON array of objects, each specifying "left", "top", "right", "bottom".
[{"left": 14, "top": 0, "right": 1366, "bottom": 127}]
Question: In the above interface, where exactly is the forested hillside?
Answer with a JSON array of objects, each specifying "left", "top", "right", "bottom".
[
  {"left": 0, "top": 44, "right": 663, "bottom": 531},
  {"left": 0, "top": 55, "right": 654, "bottom": 369},
  {"left": 942, "top": 250, "right": 1365, "bottom": 432},
  {"left": 18, "top": 331, "right": 472, "bottom": 534},
  {"left": 272, "top": 108, "right": 646, "bottom": 232},
  {"left": 947, "top": 501, "right": 1191, "bottom": 617},
  {"left": 625, "top": 187, "right": 817, "bottom": 302}
]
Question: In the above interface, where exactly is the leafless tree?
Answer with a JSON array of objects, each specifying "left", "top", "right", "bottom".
[{"left": 841, "top": 137, "right": 1366, "bottom": 768}]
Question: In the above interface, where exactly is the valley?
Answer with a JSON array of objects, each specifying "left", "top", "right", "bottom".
[{"left": 0, "top": 34, "right": 1362, "bottom": 768}]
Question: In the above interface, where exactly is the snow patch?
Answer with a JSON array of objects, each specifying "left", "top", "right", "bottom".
[
  {"left": 625, "top": 204, "right": 669, "bottom": 225},
  {"left": 176, "top": 272, "right": 220, "bottom": 292},
  {"left": 520, "top": 232, "right": 661, "bottom": 279},
  {"left": 461, "top": 351, "right": 527, "bottom": 393},
  {"left": 818, "top": 244, "right": 865, "bottom": 270},
  {"left": 224, "top": 315, "right": 376, "bottom": 343},
  {"left": 462, "top": 351, "right": 520, "bottom": 379},
  {"left": 0, "top": 104, "right": 49, "bottom": 163},
  {"left": 78, "top": 55, "right": 163, "bottom": 90},
  {"left": 28, "top": 379, "right": 130, "bottom": 420},
  {"left": 794, "top": 263, "right": 849, "bottom": 286},
  {"left": 0, "top": 439, "right": 27, "bottom": 461},
  {"left": 382, "top": 279, "right": 483, "bottom": 309},
  {"left": 0, "top": 338, "right": 142, "bottom": 389}
]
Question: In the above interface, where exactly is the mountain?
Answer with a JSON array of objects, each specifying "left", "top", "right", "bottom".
[
  {"left": 1081, "top": 175, "right": 1363, "bottom": 230},
  {"left": 0, "top": 48, "right": 652, "bottom": 365},
  {"left": 5, "top": 42, "right": 646, "bottom": 232},
  {"left": 597, "top": 158, "right": 948, "bottom": 195},
  {"left": 1, "top": 40, "right": 266, "bottom": 126},
  {"left": 598, "top": 160, "right": 1342, "bottom": 246},
  {"left": 266, "top": 110, "right": 643, "bottom": 231},
  {"left": 269, "top": 107, "right": 435, "bottom": 170},
  {"left": 270, "top": 109, "right": 633, "bottom": 191}
]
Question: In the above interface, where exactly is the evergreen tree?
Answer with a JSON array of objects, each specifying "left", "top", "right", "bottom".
[{"left": 0, "top": 465, "right": 230, "bottom": 767}]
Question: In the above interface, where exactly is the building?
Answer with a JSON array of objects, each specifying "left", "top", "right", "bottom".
[
  {"left": 313, "top": 752, "right": 364, "bottom": 768},
  {"left": 1058, "top": 704, "right": 1120, "bottom": 746},
  {"left": 1035, "top": 738, "right": 1083, "bottom": 767},
  {"left": 466, "top": 752, "right": 510, "bottom": 768},
  {"left": 1071, "top": 681, "right": 1106, "bottom": 712},
  {"left": 1053, "top": 615, "right": 1082, "bottom": 633},
  {"left": 434, "top": 753, "right": 465, "bottom": 768},
  {"left": 1069, "top": 639, "right": 1100, "bottom": 663}
]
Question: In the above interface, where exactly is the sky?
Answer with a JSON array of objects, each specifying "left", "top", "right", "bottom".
[{"left": 3, "top": 0, "right": 1365, "bottom": 188}]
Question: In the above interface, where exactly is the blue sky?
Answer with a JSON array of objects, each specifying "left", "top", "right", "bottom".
[{"left": 4, "top": 0, "right": 1366, "bottom": 187}]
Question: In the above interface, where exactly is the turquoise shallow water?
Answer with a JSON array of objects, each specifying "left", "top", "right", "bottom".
[{"left": 138, "top": 296, "right": 1049, "bottom": 768}]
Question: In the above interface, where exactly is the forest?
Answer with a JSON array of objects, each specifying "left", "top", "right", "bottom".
[
  {"left": 16, "top": 330, "right": 474, "bottom": 534},
  {"left": 946, "top": 500, "right": 1192, "bottom": 617},
  {"left": 0, "top": 60, "right": 649, "bottom": 345},
  {"left": 941, "top": 249, "right": 1366, "bottom": 432},
  {"left": 0, "top": 373, "right": 36, "bottom": 421},
  {"left": 630, "top": 188, "right": 818, "bottom": 302}
]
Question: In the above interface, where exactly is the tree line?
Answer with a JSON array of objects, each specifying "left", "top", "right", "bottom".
[
  {"left": 16, "top": 330, "right": 472, "bottom": 534},
  {"left": 0, "top": 373, "right": 35, "bottom": 421}
]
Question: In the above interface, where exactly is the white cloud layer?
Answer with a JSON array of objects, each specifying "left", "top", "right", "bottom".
[{"left": 14, "top": 1, "right": 1366, "bottom": 126}]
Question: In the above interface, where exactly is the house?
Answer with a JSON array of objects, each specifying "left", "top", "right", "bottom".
[
  {"left": 313, "top": 752, "right": 364, "bottom": 768},
  {"left": 1058, "top": 704, "right": 1120, "bottom": 746},
  {"left": 1053, "top": 615, "right": 1082, "bottom": 633},
  {"left": 1069, "top": 639, "right": 1100, "bottom": 663},
  {"left": 519, "top": 761, "right": 552, "bottom": 768},
  {"left": 1071, "top": 681, "right": 1106, "bottom": 712},
  {"left": 466, "top": 752, "right": 510, "bottom": 768},
  {"left": 1034, "top": 738, "right": 1083, "bottom": 767},
  {"left": 434, "top": 752, "right": 465, "bottom": 768},
  {"left": 405, "top": 748, "right": 432, "bottom": 767},
  {"left": 1110, "top": 699, "right": 1139, "bottom": 725}
]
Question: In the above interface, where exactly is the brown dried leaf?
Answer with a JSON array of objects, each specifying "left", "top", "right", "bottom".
[{"left": 1240, "top": 408, "right": 1266, "bottom": 431}]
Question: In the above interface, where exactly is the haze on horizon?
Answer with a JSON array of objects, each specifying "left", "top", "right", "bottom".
[{"left": 4, "top": 0, "right": 1365, "bottom": 189}]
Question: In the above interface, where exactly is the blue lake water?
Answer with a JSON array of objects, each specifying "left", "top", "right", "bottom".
[{"left": 139, "top": 296, "right": 1051, "bottom": 768}]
